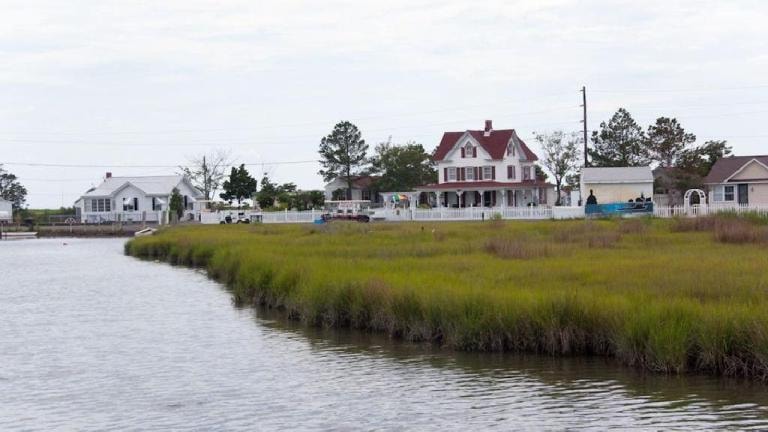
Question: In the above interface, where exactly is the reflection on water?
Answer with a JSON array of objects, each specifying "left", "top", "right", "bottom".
[{"left": 1, "top": 238, "right": 767, "bottom": 431}]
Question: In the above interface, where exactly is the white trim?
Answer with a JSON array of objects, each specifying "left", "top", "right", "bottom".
[{"left": 723, "top": 158, "right": 768, "bottom": 183}]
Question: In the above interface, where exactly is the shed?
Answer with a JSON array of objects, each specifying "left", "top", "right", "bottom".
[
  {"left": 581, "top": 166, "right": 654, "bottom": 205},
  {"left": 0, "top": 198, "right": 12, "bottom": 223}
]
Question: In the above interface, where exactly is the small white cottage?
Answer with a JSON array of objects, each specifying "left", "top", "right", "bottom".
[
  {"left": 76, "top": 173, "right": 203, "bottom": 223},
  {"left": 0, "top": 198, "right": 12, "bottom": 223}
]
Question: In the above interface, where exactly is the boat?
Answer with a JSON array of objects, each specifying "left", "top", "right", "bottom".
[{"left": 134, "top": 227, "right": 157, "bottom": 237}]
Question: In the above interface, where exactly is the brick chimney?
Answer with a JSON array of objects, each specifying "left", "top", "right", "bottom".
[
  {"left": 484, "top": 120, "right": 493, "bottom": 137},
  {"left": 106, "top": 172, "right": 112, "bottom": 179}
]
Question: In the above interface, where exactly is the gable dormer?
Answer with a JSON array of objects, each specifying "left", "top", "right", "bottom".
[{"left": 461, "top": 140, "right": 477, "bottom": 158}]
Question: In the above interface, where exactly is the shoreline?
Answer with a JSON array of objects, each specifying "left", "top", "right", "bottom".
[{"left": 125, "top": 218, "right": 768, "bottom": 380}]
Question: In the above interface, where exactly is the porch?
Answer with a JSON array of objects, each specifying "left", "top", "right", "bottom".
[{"left": 415, "top": 185, "right": 550, "bottom": 208}]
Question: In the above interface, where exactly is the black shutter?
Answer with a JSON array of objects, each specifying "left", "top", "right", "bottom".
[
  {"left": 444, "top": 168, "right": 448, "bottom": 182},
  {"left": 472, "top": 147, "right": 477, "bottom": 158},
  {"left": 461, "top": 147, "right": 465, "bottom": 158},
  {"left": 491, "top": 166, "right": 496, "bottom": 180}
]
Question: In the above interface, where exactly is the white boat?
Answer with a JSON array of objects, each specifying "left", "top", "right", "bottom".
[{"left": 134, "top": 227, "right": 157, "bottom": 237}]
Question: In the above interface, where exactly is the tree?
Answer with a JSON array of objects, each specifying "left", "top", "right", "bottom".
[
  {"left": 178, "top": 150, "right": 233, "bottom": 201},
  {"left": 671, "top": 140, "right": 732, "bottom": 193},
  {"left": 255, "top": 174, "right": 279, "bottom": 209},
  {"left": 589, "top": 108, "right": 649, "bottom": 167},
  {"left": 220, "top": 164, "right": 258, "bottom": 206},
  {"left": 169, "top": 188, "right": 184, "bottom": 222},
  {"left": 535, "top": 131, "right": 581, "bottom": 206},
  {"left": 318, "top": 121, "right": 369, "bottom": 199},
  {"left": 369, "top": 141, "right": 437, "bottom": 191},
  {"left": 645, "top": 117, "right": 696, "bottom": 167},
  {"left": 534, "top": 165, "right": 549, "bottom": 182},
  {"left": 0, "top": 165, "right": 28, "bottom": 210}
]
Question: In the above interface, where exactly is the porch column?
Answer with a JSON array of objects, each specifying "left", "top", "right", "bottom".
[
  {"left": 501, "top": 189, "right": 507, "bottom": 208},
  {"left": 477, "top": 190, "right": 484, "bottom": 208}
]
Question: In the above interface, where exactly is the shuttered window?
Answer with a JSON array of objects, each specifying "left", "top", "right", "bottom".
[
  {"left": 482, "top": 166, "right": 493, "bottom": 180},
  {"left": 507, "top": 165, "right": 516, "bottom": 179}
]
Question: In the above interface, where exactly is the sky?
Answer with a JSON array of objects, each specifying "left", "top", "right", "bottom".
[{"left": 1, "top": 0, "right": 767, "bottom": 208}]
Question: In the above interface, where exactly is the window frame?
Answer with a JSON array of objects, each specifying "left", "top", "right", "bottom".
[
  {"left": 723, "top": 185, "right": 735, "bottom": 201},
  {"left": 482, "top": 166, "right": 493, "bottom": 180},
  {"left": 447, "top": 167, "right": 457, "bottom": 182},
  {"left": 465, "top": 167, "right": 475, "bottom": 181}
]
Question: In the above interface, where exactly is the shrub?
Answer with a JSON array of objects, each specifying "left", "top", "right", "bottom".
[{"left": 484, "top": 237, "right": 550, "bottom": 259}]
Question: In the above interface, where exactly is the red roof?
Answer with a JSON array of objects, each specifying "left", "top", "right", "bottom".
[
  {"left": 418, "top": 180, "right": 553, "bottom": 190},
  {"left": 704, "top": 155, "right": 768, "bottom": 184},
  {"left": 433, "top": 129, "right": 538, "bottom": 162}
]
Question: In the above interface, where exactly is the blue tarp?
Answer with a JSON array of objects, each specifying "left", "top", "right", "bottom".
[{"left": 585, "top": 202, "right": 653, "bottom": 216}]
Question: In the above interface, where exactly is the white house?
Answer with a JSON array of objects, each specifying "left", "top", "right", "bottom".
[
  {"left": 704, "top": 155, "right": 768, "bottom": 205},
  {"left": 76, "top": 173, "right": 203, "bottom": 223},
  {"left": 0, "top": 198, "right": 12, "bottom": 223},
  {"left": 416, "top": 120, "right": 555, "bottom": 207},
  {"left": 323, "top": 175, "right": 383, "bottom": 203},
  {"left": 580, "top": 166, "right": 654, "bottom": 205}
]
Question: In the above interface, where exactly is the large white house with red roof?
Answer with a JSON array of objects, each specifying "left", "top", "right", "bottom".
[{"left": 416, "top": 120, "right": 555, "bottom": 208}]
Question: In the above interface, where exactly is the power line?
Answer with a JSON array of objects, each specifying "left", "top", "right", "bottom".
[
  {"left": 0, "top": 102, "right": 581, "bottom": 137},
  {"left": 592, "top": 84, "right": 768, "bottom": 94},
  {"left": 1, "top": 159, "right": 321, "bottom": 168}
]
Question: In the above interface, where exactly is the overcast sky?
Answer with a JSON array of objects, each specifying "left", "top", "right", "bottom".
[{"left": 2, "top": 0, "right": 768, "bottom": 208}]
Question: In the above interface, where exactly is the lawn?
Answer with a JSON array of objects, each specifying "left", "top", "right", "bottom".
[{"left": 126, "top": 216, "right": 768, "bottom": 379}]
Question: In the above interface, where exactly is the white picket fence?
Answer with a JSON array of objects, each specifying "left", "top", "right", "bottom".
[
  {"left": 249, "top": 206, "right": 585, "bottom": 224},
  {"left": 654, "top": 204, "right": 768, "bottom": 218}
]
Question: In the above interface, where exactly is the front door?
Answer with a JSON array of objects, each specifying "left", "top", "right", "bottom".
[{"left": 738, "top": 184, "right": 749, "bottom": 204}]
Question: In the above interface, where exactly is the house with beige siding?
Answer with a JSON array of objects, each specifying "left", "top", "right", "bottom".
[{"left": 704, "top": 156, "right": 768, "bottom": 205}]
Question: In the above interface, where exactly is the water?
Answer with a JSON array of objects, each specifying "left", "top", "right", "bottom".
[{"left": 2, "top": 238, "right": 768, "bottom": 431}]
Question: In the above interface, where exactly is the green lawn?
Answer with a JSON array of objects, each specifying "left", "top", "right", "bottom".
[{"left": 126, "top": 217, "right": 768, "bottom": 379}]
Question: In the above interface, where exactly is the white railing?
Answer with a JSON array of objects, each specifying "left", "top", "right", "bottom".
[
  {"left": 653, "top": 204, "right": 768, "bottom": 218},
  {"left": 82, "top": 211, "right": 164, "bottom": 223}
]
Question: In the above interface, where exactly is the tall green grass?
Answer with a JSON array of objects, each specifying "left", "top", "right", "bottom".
[{"left": 126, "top": 217, "right": 768, "bottom": 379}]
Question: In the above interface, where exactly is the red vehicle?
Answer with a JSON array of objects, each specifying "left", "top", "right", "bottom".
[{"left": 321, "top": 200, "right": 371, "bottom": 223}]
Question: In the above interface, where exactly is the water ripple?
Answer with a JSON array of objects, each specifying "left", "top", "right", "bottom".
[{"left": 1, "top": 238, "right": 768, "bottom": 431}]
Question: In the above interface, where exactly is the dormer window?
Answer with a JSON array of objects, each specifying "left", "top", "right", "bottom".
[
  {"left": 507, "top": 142, "right": 516, "bottom": 157},
  {"left": 461, "top": 142, "right": 476, "bottom": 158}
]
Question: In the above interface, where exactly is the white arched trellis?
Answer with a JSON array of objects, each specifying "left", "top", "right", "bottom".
[{"left": 683, "top": 189, "right": 707, "bottom": 214}]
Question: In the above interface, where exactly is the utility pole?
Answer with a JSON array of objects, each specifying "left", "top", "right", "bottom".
[{"left": 580, "top": 86, "right": 588, "bottom": 167}]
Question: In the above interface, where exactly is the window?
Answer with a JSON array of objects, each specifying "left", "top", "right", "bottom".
[
  {"left": 464, "top": 142, "right": 473, "bottom": 158},
  {"left": 447, "top": 167, "right": 457, "bottom": 181},
  {"left": 466, "top": 167, "right": 475, "bottom": 181},
  {"left": 482, "top": 166, "right": 493, "bottom": 180},
  {"left": 539, "top": 188, "right": 547, "bottom": 204},
  {"left": 361, "top": 189, "right": 371, "bottom": 201},
  {"left": 523, "top": 166, "right": 532, "bottom": 181},
  {"left": 507, "top": 142, "right": 516, "bottom": 157},
  {"left": 724, "top": 185, "right": 735, "bottom": 201},
  {"left": 90, "top": 198, "right": 111, "bottom": 212},
  {"left": 507, "top": 165, "right": 516, "bottom": 180}
]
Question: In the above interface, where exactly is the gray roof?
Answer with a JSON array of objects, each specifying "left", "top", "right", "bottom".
[
  {"left": 82, "top": 175, "right": 202, "bottom": 198},
  {"left": 581, "top": 166, "right": 653, "bottom": 184}
]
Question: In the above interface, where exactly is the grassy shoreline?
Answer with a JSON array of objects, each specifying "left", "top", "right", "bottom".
[{"left": 126, "top": 217, "right": 768, "bottom": 380}]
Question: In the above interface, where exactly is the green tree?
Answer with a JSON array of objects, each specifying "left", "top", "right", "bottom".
[
  {"left": 220, "top": 164, "right": 258, "bottom": 207},
  {"left": 318, "top": 121, "right": 369, "bottom": 199},
  {"left": 534, "top": 164, "right": 549, "bottom": 182},
  {"left": 535, "top": 131, "right": 581, "bottom": 206},
  {"left": 369, "top": 141, "right": 437, "bottom": 191},
  {"left": 671, "top": 140, "right": 732, "bottom": 192},
  {"left": 169, "top": 187, "right": 184, "bottom": 222},
  {"left": 255, "top": 174, "right": 278, "bottom": 209},
  {"left": 589, "top": 108, "right": 649, "bottom": 167},
  {"left": 0, "top": 165, "right": 28, "bottom": 210},
  {"left": 646, "top": 117, "right": 696, "bottom": 167}
]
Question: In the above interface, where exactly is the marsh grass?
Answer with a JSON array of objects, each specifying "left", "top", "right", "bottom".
[{"left": 126, "top": 216, "right": 768, "bottom": 380}]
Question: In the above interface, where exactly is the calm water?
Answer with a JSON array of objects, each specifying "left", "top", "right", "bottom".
[{"left": 2, "top": 238, "right": 768, "bottom": 431}]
